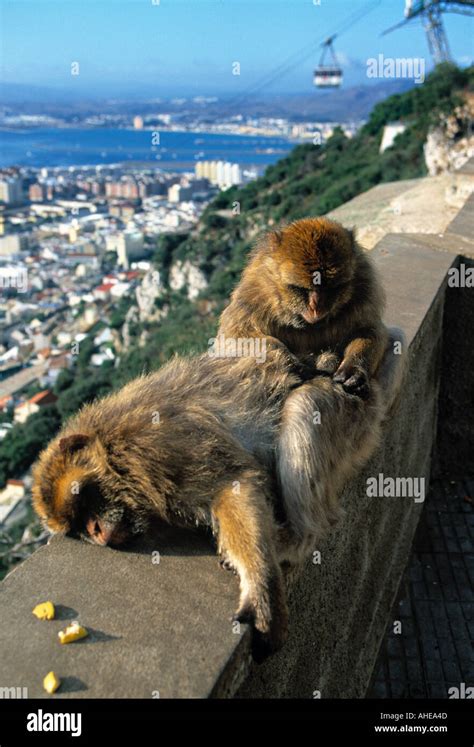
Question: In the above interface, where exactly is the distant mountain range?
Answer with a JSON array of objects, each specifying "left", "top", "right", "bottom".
[{"left": 0, "top": 80, "right": 413, "bottom": 122}]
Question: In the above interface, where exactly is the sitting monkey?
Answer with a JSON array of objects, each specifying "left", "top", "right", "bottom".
[{"left": 217, "top": 217, "right": 405, "bottom": 561}]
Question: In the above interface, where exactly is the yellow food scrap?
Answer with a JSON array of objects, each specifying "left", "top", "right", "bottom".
[
  {"left": 58, "top": 620, "right": 88, "bottom": 644},
  {"left": 43, "top": 671, "right": 60, "bottom": 694},
  {"left": 32, "top": 601, "right": 55, "bottom": 620}
]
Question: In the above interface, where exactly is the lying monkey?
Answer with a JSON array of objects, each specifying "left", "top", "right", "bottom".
[{"left": 32, "top": 356, "right": 293, "bottom": 657}]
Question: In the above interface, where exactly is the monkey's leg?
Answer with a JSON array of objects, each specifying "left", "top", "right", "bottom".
[
  {"left": 277, "top": 378, "right": 376, "bottom": 563},
  {"left": 211, "top": 476, "right": 289, "bottom": 659},
  {"left": 277, "top": 335, "right": 405, "bottom": 565}
]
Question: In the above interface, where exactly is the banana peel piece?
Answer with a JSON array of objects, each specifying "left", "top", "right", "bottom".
[
  {"left": 32, "top": 601, "right": 55, "bottom": 620},
  {"left": 58, "top": 620, "right": 88, "bottom": 644},
  {"left": 43, "top": 671, "right": 60, "bottom": 694}
]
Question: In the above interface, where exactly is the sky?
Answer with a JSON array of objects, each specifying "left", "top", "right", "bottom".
[{"left": 0, "top": 0, "right": 473, "bottom": 98}]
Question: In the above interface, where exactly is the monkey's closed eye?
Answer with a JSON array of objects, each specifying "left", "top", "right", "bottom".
[
  {"left": 324, "top": 267, "right": 343, "bottom": 281},
  {"left": 287, "top": 284, "right": 309, "bottom": 299}
]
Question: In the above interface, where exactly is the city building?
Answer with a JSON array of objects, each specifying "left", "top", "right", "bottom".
[
  {"left": 168, "top": 183, "right": 194, "bottom": 203},
  {"left": 106, "top": 227, "right": 145, "bottom": 269},
  {"left": 0, "top": 479, "right": 26, "bottom": 526},
  {"left": 105, "top": 178, "right": 142, "bottom": 200},
  {"left": 28, "top": 183, "right": 47, "bottom": 202},
  {"left": 0, "top": 177, "right": 23, "bottom": 205},
  {"left": 93, "top": 283, "right": 115, "bottom": 302},
  {"left": 14, "top": 390, "right": 58, "bottom": 424},
  {"left": 0, "top": 234, "right": 29, "bottom": 257},
  {"left": 195, "top": 160, "right": 242, "bottom": 189}
]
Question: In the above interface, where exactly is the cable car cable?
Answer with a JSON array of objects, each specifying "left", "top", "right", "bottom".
[{"left": 225, "top": 0, "right": 381, "bottom": 108}]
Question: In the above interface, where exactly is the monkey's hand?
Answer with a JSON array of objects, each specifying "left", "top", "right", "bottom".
[
  {"left": 292, "top": 355, "right": 320, "bottom": 382},
  {"left": 264, "top": 337, "right": 315, "bottom": 382},
  {"left": 286, "top": 351, "right": 341, "bottom": 384},
  {"left": 333, "top": 361, "right": 370, "bottom": 399},
  {"left": 313, "top": 351, "right": 341, "bottom": 377}
]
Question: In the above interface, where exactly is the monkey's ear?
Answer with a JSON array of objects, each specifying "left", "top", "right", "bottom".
[
  {"left": 59, "top": 434, "right": 90, "bottom": 454},
  {"left": 268, "top": 230, "right": 283, "bottom": 249}
]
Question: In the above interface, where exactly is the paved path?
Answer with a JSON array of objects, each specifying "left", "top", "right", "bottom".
[{"left": 370, "top": 478, "right": 474, "bottom": 698}]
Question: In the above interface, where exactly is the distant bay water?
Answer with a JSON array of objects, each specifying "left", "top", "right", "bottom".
[{"left": 0, "top": 127, "right": 294, "bottom": 170}]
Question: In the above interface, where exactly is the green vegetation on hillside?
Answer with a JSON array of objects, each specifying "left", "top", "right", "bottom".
[{"left": 0, "top": 406, "right": 61, "bottom": 488}]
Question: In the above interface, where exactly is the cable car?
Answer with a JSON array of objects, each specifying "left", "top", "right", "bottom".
[{"left": 314, "top": 36, "right": 343, "bottom": 88}]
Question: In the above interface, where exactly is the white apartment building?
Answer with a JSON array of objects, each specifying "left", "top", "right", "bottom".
[
  {"left": 0, "top": 177, "right": 23, "bottom": 205},
  {"left": 195, "top": 160, "right": 242, "bottom": 189}
]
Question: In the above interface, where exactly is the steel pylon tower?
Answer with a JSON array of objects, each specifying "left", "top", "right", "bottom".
[
  {"left": 420, "top": 3, "right": 451, "bottom": 63},
  {"left": 383, "top": 1, "right": 474, "bottom": 66}
]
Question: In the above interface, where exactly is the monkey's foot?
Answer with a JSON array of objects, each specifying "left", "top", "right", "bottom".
[
  {"left": 232, "top": 577, "right": 289, "bottom": 662},
  {"left": 219, "top": 556, "right": 236, "bottom": 574}
]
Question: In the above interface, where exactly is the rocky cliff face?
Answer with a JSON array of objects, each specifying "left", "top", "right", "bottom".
[
  {"left": 169, "top": 259, "right": 208, "bottom": 300},
  {"left": 119, "top": 269, "right": 169, "bottom": 351},
  {"left": 424, "top": 98, "right": 474, "bottom": 176},
  {"left": 135, "top": 269, "right": 163, "bottom": 322}
]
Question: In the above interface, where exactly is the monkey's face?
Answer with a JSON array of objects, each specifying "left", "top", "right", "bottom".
[
  {"left": 32, "top": 433, "right": 151, "bottom": 547},
  {"left": 268, "top": 218, "right": 355, "bottom": 328},
  {"left": 64, "top": 482, "right": 149, "bottom": 548}
]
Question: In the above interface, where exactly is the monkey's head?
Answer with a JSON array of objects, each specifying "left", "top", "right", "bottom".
[
  {"left": 32, "top": 432, "right": 152, "bottom": 547},
  {"left": 261, "top": 218, "right": 356, "bottom": 328}
]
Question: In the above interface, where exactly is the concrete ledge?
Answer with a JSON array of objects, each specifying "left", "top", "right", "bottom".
[
  {"left": 446, "top": 192, "right": 474, "bottom": 241},
  {"left": 1, "top": 527, "right": 251, "bottom": 698},
  {"left": 435, "top": 252, "right": 474, "bottom": 477},
  {"left": 1, "top": 198, "right": 472, "bottom": 698},
  {"left": 381, "top": 231, "right": 474, "bottom": 261}
]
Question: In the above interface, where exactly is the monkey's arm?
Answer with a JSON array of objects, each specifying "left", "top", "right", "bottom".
[
  {"left": 218, "top": 304, "right": 315, "bottom": 382},
  {"left": 211, "top": 476, "right": 288, "bottom": 660},
  {"left": 219, "top": 315, "right": 315, "bottom": 383},
  {"left": 333, "top": 324, "right": 389, "bottom": 398}
]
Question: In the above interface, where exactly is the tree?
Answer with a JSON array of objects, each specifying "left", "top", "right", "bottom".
[{"left": 0, "top": 405, "right": 61, "bottom": 487}]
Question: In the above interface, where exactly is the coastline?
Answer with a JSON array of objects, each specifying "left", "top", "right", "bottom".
[{"left": 0, "top": 127, "right": 295, "bottom": 169}]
